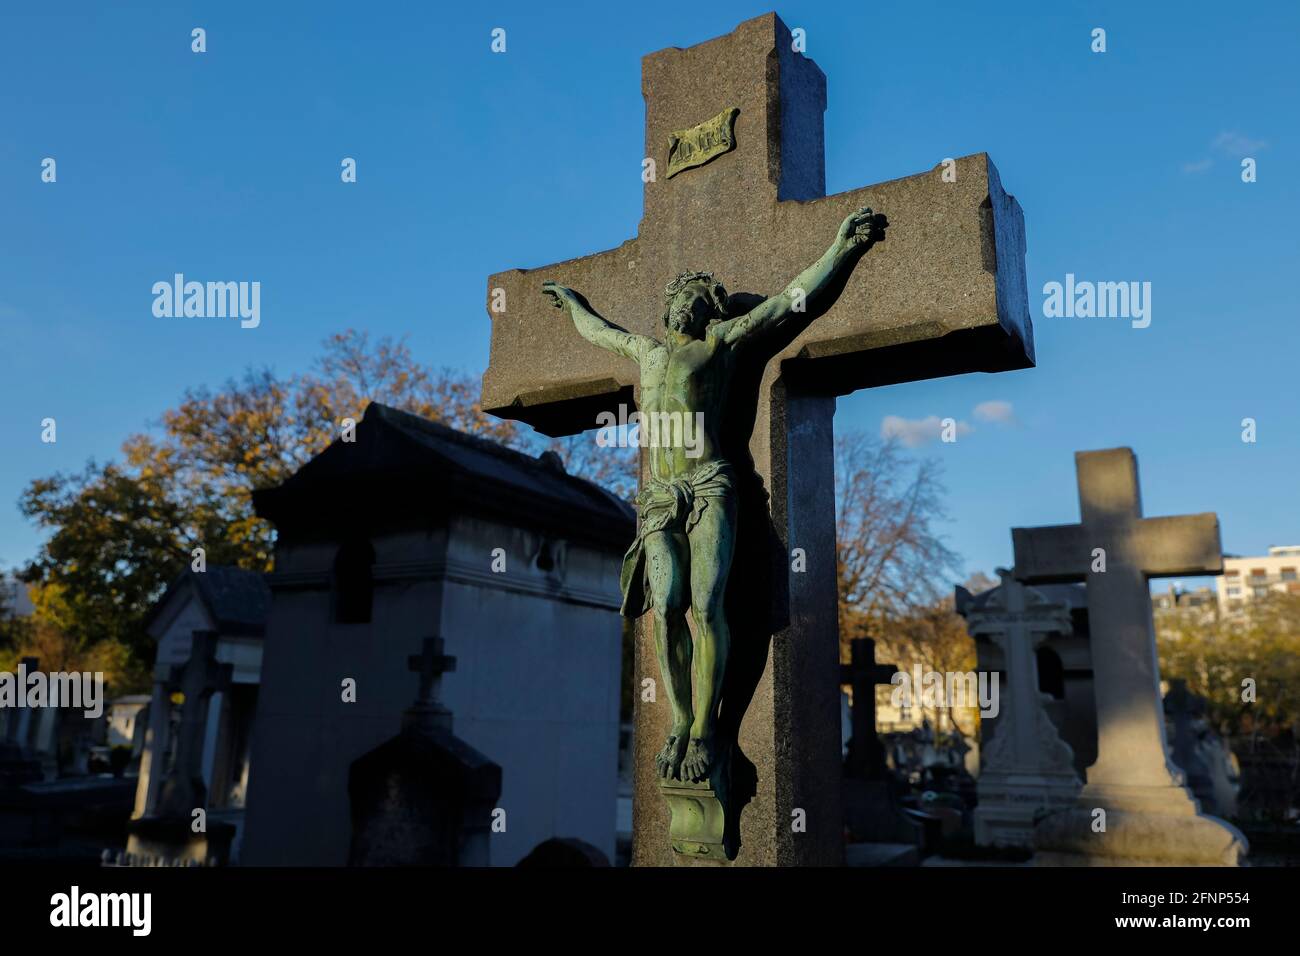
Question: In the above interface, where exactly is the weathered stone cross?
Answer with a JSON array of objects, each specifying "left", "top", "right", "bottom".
[
  {"left": 840, "top": 637, "right": 896, "bottom": 780},
  {"left": 483, "top": 13, "right": 1033, "bottom": 865},
  {"left": 963, "top": 570, "right": 1075, "bottom": 775},
  {"left": 960, "top": 570, "right": 1078, "bottom": 847},
  {"left": 1011, "top": 448, "right": 1221, "bottom": 798},
  {"left": 1013, "top": 449, "right": 1246, "bottom": 864},
  {"left": 156, "top": 630, "right": 232, "bottom": 818}
]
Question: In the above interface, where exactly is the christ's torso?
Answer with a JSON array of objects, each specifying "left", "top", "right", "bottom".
[{"left": 639, "top": 334, "right": 731, "bottom": 481}]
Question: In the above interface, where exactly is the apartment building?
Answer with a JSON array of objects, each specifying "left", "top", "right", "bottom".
[{"left": 1216, "top": 545, "right": 1300, "bottom": 613}]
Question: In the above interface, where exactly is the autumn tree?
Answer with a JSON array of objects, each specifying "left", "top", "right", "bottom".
[
  {"left": 1157, "top": 592, "right": 1300, "bottom": 741},
  {"left": 835, "top": 431, "right": 963, "bottom": 650},
  {"left": 832, "top": 431, "right": 984, "bottom": 736},
  {"left": 885, "top": 595, "right": 982, "bottom": 736},
  {"left": 18, "top": 330, "right": 636, "bottom": 684}
]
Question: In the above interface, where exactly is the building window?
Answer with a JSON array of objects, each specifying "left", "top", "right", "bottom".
[
  {"left": 1253, "top": 586, "right": 1269, "bottom": 600},
  {"left": 334, "top": 537, "right": 376, "bottom": 624},
  {"left": 1227, "top": 587, "right": 1241, "bottom": 597},
  {"left": 1281, "top": 568, "right": 1297, "bottom": 582},
  {"left": 1225, "top": 569, "right": 1239, "bottom": 577}
]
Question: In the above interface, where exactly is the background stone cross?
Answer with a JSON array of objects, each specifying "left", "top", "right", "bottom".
[
  {"left": 156, "top": 630, "right": 232, "bottom": 818},
  {"left": 840, "top": 637, "right": 896, "bottom": 780},
  {"left": 1012, "top": 448, "right": 1222, "bottom": 798}
]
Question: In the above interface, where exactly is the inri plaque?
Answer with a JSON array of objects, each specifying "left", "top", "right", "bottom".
[{"left": 666, "top": 107, "right": 740, "bottom": 179}]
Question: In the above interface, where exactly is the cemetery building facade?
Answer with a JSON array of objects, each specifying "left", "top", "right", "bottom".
[
  {"left": 239, "top": 402, "right": 634, "bottom": 866},
  {"left": 132, "top": 565, "right": 270, "bottom": 859}
]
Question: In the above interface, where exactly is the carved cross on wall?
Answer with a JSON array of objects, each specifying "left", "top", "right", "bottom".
[
  {"left": 409, "top": 636, "right": 456, "bottom": 705},
  {"left": 481, "top": 13, "right": 1033, "bottom": 866},
  {"left": 404, "top": 636, "right": 457, "bottom": 735}
]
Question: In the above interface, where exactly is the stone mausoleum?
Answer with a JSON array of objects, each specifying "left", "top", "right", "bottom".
[{"left": 239, "top": 403, "right": 634, "bottom": 866}]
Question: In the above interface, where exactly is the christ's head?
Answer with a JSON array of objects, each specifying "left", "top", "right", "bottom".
[{"left": 662, "top": 271, "right": 728, "bottom": 338}]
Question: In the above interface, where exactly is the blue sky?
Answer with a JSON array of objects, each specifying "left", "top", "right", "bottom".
[{"left": 1, "top": 1, "right": 1297, "bottom": 588}]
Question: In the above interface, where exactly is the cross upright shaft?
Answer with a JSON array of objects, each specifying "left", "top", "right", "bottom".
[{"left": 841, "top": 637, "right": 897, "bottom": 780}]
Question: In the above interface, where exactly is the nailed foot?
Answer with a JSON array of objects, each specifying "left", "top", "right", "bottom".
[
  {"left": 680, "top": 738, "right": 715, "bottom": 783},
  {"left": 655, "top": 733, "right": 688, "bottom": 780}
]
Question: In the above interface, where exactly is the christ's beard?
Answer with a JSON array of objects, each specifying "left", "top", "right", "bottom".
[{"left": 668, "top": 311, "right": 706, "bottom": 336}]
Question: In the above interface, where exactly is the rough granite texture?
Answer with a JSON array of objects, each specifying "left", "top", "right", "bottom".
[{"left": 482, "top": 13, "right": 1033, "bottom": 866}]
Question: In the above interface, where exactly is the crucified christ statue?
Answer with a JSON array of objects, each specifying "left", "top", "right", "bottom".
[{"left": 543, "top": 205, "right": 886, "bottom": 784}]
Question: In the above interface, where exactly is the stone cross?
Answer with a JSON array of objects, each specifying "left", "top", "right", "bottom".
[
  {"left": 1012, "top": 448, "right": 1222, "bottom": 801},
  {"left": 156, "top": 630, "right": 232, "bottom": 818},
  {"left": 959, "top": 570, "right": 1079, "bottom": 847},
  {"left": 10, "top": 656, "right": 39, "bottom": 750},
  {"left": 482, "top": 14, "right": 1032, "bottom": 866},
  {"left": 840, "top": 638, "right": 896, "bottom": 780},
  {"left": 403, "top": 636, "right": 457, "bottom": 735}
]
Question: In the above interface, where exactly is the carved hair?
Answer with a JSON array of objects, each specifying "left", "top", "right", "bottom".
[{"left": 661, "top": 271, "right": 729, "bottom": 327}]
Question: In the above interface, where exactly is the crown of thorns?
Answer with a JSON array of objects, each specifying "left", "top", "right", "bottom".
[{"left": 661, "top": 271, "right": 729, "bottom": 324}]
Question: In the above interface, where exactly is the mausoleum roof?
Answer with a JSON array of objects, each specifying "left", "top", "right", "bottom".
[
  {"left": 145, "top": 565, "right": 271, "bottom": 638},
  {"left": 253, "top": 402, "right": 635, "bottom": 551}
]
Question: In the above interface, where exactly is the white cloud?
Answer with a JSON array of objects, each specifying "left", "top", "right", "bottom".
[
  {"left": 1182, "top": 132, "right": 1266, "bottom": 174},
  {"left": 880, "top": 415, "right": 971, "bottom": 448},
  {"left": 973, "top": 400, "right": 1016, "bottom": 425},
  {"left": 1212, "top": 131, "right": 1267, "bottom": 155}
]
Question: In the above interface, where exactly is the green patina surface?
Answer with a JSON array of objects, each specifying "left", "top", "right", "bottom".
[{"left": 544, "top": 206, "right": 885, "bottom": 855}]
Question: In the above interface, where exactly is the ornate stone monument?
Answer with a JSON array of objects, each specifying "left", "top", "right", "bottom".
[
  {"left": 482, "top": 13, "right": 1034, "bottom": 865},
  {"left": 0, "top": 657, "right": 42, "bottom": 789},
  {"left": 958, "top": 570, "right": 1081, "bottom": 848},
  {"left": 125, "top": 631, "right": 236, "bottom": 866},
  {"left": 1014, "top": 448, "right": 1247, "bottom": 865}
]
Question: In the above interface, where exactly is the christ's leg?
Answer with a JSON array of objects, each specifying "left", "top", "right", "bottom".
[
  {"left": 644, "top": 529, "right": 692, "bottom": 779},
  {"left": 680, "top": 497, "right": 738, "bottom": 783}
]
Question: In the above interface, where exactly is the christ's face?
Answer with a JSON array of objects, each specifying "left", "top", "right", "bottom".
[{"left": 666, "top": 282, "right": 720, "bottom": 338}]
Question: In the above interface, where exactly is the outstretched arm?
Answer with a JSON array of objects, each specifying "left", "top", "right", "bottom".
[
  {"left": 542, "top": 281, "right": 656, "bottom": 363},
  {"left": 715, "top": 205, "right": 886, "bottom": 347}
]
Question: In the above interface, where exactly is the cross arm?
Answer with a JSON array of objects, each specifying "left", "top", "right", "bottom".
[
  {"left": 965, "top": 607, "right": 1071, "bottom": 638},
  {"left": 714, "top": 205, "right": 881, "bottom": 347},
  {"left": 1011, "top": 523, "right": 1089, "bottom": 584},
  {"left": 1134, "top": 514, "right": 1223, "bottom": 578},
  {"left": 482, "top": 153, "right": 1033, "bottom": 436}
]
